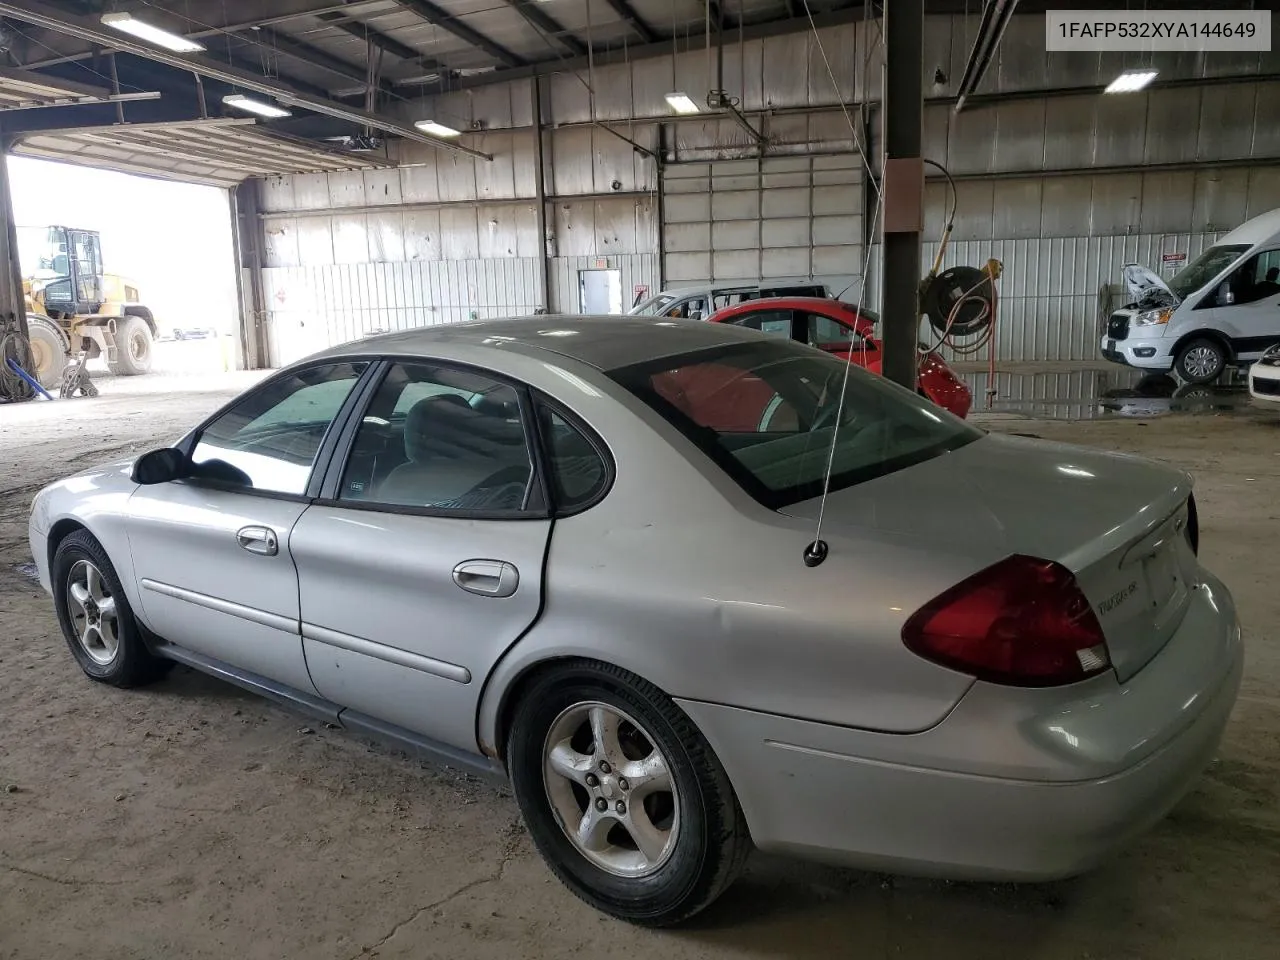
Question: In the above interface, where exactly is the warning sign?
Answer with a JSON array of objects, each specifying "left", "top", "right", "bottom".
[{"left": 1161, "top": 252, "right": 1187, "bottom": 272}]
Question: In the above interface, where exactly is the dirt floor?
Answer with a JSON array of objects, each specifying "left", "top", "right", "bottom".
[{"left": 2, "top": 375, "right": 1279, "bottom": 959}]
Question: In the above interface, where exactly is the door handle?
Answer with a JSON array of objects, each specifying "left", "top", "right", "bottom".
[
  {"left": 236, "top": 525, "right": 279, "bottom": 556},
  {"left": 452, "top": 560, "right": 519, "bottom": 598}
]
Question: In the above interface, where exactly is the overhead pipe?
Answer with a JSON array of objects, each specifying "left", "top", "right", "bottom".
[
  {"left": 0, "top": 0, "right": 493, "bottom": 160},
  {"left": 954, "top": 0, "right": 1019, "bottom": 112}
]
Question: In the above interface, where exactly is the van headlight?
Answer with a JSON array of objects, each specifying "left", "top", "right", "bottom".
[{"left": 1133, "top": 307, "right": 1173, "bottom": 327}]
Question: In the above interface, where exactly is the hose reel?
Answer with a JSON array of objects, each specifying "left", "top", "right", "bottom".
[{"left": 922, "top": 262, "right": 1001, "bottom": 339}]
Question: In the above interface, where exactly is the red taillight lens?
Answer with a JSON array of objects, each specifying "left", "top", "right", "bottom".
[{"left": 902, "top": 555, "right": 1111, "bottom": 687}]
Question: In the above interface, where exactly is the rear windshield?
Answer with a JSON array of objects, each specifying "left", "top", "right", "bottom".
[
  {"left": 609, "top": 338, "right": 980, "bottom": 508},
  {"left": 1168, "top": 244, "right": 1249, "bottom": 299}
]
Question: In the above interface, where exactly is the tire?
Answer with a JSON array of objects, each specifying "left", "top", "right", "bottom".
[
  {"left": 51, "top": 530, "right": 171, "bottom": 687},
  {"left": 1174, "top": 338, "right": 1227, "bottom": 384},
  {"left": 108, "top": 316, "right": 153, "bottom": 376},
  {"left": 507, "top": 660, "right": 751, "bottom": 926},
  {"left": 27, "top": 316, "right": 67, "bottom": 389}
]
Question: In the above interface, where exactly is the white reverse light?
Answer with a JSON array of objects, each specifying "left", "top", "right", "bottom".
[
  {"left": 664, "top": 92, "right": 700, "bottom": 114},
  {"left": 414, "top": 120, "right": 462, "bottom": 137},
  {"left": 1104, "top": 69, "right": 1158, "bottom": 94},
  {"left": 222, "top": 94, "right": 292, "bottom": 118},
  {"left": 101, "top": 12, "right": 205, "bottom": 53}
]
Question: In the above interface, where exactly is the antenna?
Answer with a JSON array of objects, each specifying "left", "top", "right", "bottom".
[
  {"left": 803, "top": 191, "right": 885, "bottom": 567},
  {"left": 800, "top": 0, "right": 887, "bottom": 569}
]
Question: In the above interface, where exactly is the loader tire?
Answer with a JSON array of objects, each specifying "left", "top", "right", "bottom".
[
  {"left": 27, "top": 316, "right": 67, "bottom": 389},
  {"left": 108, "top": 316, "right": 153, "bottom": 377}
]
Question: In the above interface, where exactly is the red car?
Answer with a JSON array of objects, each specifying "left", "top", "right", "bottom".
[{"left": 704, "top": 297, "right": 973, "bottom": 419}]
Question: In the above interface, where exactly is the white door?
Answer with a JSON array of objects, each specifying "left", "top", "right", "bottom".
[
  {"left": 579, "top": 269, "right": 623, "bottom": 314},
  {"left": 127, "top": 361, "right": 370, "bottom": 691}
]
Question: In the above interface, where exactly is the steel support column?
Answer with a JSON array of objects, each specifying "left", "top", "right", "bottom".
[
  {"left": 880, "top": 0, "right": 923, "bottom": 390},
  {"left": 0, "top": 143, "right": 27, "bottom": 343},
  {"left": 232, "top": 181, "right": 270, "bottom": 369},
  {"left": 532, "top": 77, "right": 550, "bottom": 313}
]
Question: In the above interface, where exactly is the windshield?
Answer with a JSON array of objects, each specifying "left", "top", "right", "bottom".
[
  {"left": 1167, "top": 244, "right": 1249, "bottom": 299},
  {"left": 630, "top": 293, "right": 677, "bottom": 316},
  {"left": 609, "top": 338, "right": 980, "bottom": 508},
  {"left": 16, "top": 226, "right": 68, "bottom": 279}
]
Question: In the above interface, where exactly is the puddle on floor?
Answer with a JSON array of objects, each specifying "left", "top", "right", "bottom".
[
  {"left": 961, "top": 369, "right": 1256, "bottom": 420},
  {"left": 11, "top": 563, "right": 40, "bottom": 583}
]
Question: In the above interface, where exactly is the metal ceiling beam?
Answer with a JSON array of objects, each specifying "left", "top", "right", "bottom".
[
  {"left": 317, "top": 10, "right": 446, "bottom": 70},
  {"left": 392, "top": 0, "right": 525, "bottom": 67},
  {"left": 602, "top": 0, "right": 658, "bottom": 44},
  {"left": 17, "top": 1, "right": 391, "bottom": 70},
  {"left": 253, "top": 25, "right": 402, "bottom": 90},
  {"left": 0, "top": 0, "right": 491, "bottom": 160},
  {"left": 499, "top": 0, "right": 588, "bottom": 57},
  {"left": 423, "top": 8, "right": 863, "bottom": 92}
]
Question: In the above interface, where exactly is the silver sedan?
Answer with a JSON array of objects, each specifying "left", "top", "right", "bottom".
[{"left": 29, "top": 317, "right": 1242, "bottom": 925}]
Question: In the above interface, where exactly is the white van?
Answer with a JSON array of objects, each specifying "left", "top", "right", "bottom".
[
  {"left": 629, "top": 281, "right": 830, "bottom": 320},
  {"left": 1101, "top": 207, "right": 1280, "bottom": 382}
]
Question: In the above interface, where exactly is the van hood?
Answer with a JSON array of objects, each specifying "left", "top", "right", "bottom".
[{"left": 1122, "top": 263, "right": 1180, "bottom": 309}]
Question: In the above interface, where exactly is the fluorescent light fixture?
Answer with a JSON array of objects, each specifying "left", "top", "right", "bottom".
[
  {"left": 101, "top": 12, "right": 205, "bottom": 53},
  {"left": 1104, "top": 69, "right": 1158, "bottom": 94},
  {"left": 222, "top": 94, "right": 292, "bottom": 118},
  {"left": 664, "top": 92, "right": 700, "bottom": 114},
  {"left": 414, "top": 120, "right": 462, "bottom": 137}
]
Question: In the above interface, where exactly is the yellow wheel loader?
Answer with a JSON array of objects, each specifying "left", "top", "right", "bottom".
[{"left": 19, "top": 225, "right": 157, "bottom": 388}]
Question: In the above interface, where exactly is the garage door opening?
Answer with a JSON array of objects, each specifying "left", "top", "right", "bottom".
[{"left": 8, "top": 156, "right": 239, "bottom": 382}]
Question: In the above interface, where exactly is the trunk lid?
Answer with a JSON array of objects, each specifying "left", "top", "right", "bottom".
[{"left": 780, "top": 434, "right": 1196, "bottom": 682}]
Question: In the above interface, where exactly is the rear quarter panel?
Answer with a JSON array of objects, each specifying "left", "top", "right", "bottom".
[{"left": 468, "top": 350, "right": 982, "bottom": 757}]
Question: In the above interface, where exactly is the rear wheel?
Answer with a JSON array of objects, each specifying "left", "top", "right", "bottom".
[
  {"left": 52, "top": 530, "right": 171, "bottom": 687},
  {"left": 1174, "top": 338, "right": 1227, "bottom": 384},
  {"left": 507, "top": 660, "right": 750, "bottom": 926},
  {"left": 108, "top": 315, "right": 153, "bottom": 376},
  {"left": 27, "top": 316, "right": 67, "bottom": 388}
]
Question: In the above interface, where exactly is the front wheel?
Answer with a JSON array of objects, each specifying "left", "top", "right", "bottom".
[
  {"left": 1174, "top": 338, "right": 1227, "bottom": 384},
  {"left": 27, "top": 316, "right": 67, "bottom": 388},
  {"left": 507, "top": 661, "right": 750, "bottom": 926},
  {"left": 52, "top": 530, "right": 171, "bottom": 687},
  {"left": 108, "top": 316, "right": 153, "bottom": 376}
]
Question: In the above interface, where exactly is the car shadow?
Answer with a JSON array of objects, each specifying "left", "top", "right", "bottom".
[{"left": 672, "top": 853, "right": 1078, "bottom": 956}]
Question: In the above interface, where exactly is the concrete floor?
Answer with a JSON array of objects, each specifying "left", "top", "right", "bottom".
[{"left": 2, "top": 373, "right": 1279, "bottom": 959}]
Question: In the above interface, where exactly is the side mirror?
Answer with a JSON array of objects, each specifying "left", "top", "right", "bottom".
[
  {"left": 131, "top": 448, "right": 188, "bottom": 485},
  {"left": 1217, "top": 283, "right": 1235, "bottom": 306}
]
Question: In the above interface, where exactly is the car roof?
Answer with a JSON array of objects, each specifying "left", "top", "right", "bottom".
[{"left": 309, "top": 314, "right": 769, "bottom": 371}]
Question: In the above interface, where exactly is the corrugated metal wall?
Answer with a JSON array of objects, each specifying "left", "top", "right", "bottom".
[{"left": 251, "top": 13, "right": 1280, "bottom": 365}]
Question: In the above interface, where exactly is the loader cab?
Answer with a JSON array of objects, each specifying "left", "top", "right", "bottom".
[{"left": 23, "top": 225, "right": 104, "bottom": 316}]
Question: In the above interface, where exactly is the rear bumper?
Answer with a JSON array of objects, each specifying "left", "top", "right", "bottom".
[{"left": 678, "top": 573, "right": 1242, "bottom": 881}]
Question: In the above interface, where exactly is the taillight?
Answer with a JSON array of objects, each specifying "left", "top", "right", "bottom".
[{"left": 902, "top": 555, "right": 1111, "bottom": 687}]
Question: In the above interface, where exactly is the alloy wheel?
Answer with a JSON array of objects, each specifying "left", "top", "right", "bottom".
[
  {"left": 66, "top": 559, "right": 120, "bottom": 665},
  {"left": 1183, "top": 345, "right": 1221, "bottom": 380},
  {"left": 542, "top": 701, "right": 680, "bottom": 878}
]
